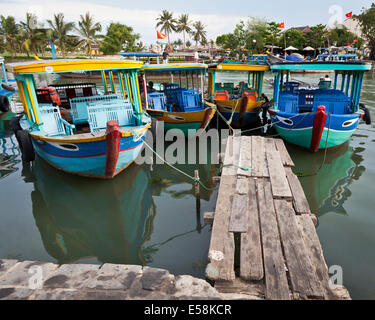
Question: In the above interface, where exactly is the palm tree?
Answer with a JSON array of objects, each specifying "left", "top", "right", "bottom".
[
  {"left": 75, "top": 12, "right": 102, "bottom": 58},
  {"left": 20, "top": 13, "right": 46, "bottom": 57},
  {"left": 176, "top": 14, "right": 192, "bottom": 47},
  {"left": 192, "top": 21, "right": 207, "bottom": 47},
  {"left": 47, "top": 13, "right": 75, "bottom": 58},
  {"left": 156, "top": 10, "right": 177, "bottom": 44},
  {"left": 0, "top": 16, "right": 19, "bottom": 57}
]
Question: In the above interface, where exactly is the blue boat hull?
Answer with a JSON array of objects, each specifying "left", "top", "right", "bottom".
[
  {"left": 269, "top": 109, "right": 361, "bottom": 151},
  {"left": 31, "top": 131, "right": 147, "bottom": 178}
]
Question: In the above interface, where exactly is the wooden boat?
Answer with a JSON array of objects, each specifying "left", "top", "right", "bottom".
[
  {"left": 140, "top": 63, "right": 216, "bottom": 136},
  {"left": 268, "top": 61, "right": 372, "bottom": 152},
  {"left": 207, "top": 59, "right": 270, "bottom": 128},
  {"left": 0, "top": 57, "right": 18, "bottom": 112},
  {"left": 6, "top": 59, "right": 151, "bottom": 178}
]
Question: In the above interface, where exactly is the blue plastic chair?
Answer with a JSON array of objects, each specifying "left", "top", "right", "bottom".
[
  {"left": 87, "top": 102, "right": 136, "bottom": 132},
  {"left": 147, "top": 92, "right": 171, "bottom": 111},
  {"left": 39, "top": 105, "right": 75, "bottom": 136},
  {"left": 181, "top": 90, "right": 201, "bottom": 111}
]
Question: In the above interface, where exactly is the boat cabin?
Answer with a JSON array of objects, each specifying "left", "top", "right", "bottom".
[
  {"left": 140, "top": 63, "right": 207, "bottom": 113},
  {"left": 271, "top": 61, "right": 372, "bottom": 115},
  {"left": 6, "top": 59, "right": 146, "bottom": 137},
  {"left": 207, "top": 60, "right": 269, "bottom": 102}
]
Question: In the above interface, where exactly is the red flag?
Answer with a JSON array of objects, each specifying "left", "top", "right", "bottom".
[
  {"left": 156, "top": 30, "right": 167, "bottom": 39},
  {"left": 345, "top": 12, "right": 353, "bottom": 18},
  {"left": 278, "top": 22, "right": 285, "bottom": 29}
]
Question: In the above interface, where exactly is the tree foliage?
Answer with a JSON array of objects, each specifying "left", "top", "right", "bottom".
[
  {"left": 355, "top": 3, "right": 375, "bottom": 59},
  {"left": 101, "top": 23, "right": 141, "bottom": 54}
]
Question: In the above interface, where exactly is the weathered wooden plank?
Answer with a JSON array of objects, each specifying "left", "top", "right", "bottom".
[
  {"left": 257, "top": 179, "right": 290, "bottom": 299},
  {"left": 251, "top": 136, "right": 269, "bottom": 177},
  {"left": 206, "top": 175, "right": 236, "bottom": 281},
  {"left": 296, "top": 214, "right": 343, "bottom": 300},
  {"left": 237, "top": 136, "right": 252, "bottom": 176},
  {"left": 236, "top": 177, "right": 248, "bottom": 195},
  {"left": 222, "top": 135, "right": 241, "bottom": 176},
  {"left": 229, "top": 194, "right": 247, "bottom": 233},
  {"left": 265, "top": 139, "right": 292, "bottom": 199},
  {"left": 274, "top": 199, "right": 324, "bottom": 299},
  {"left": 274, "top": 138, "right": 294, "bottom": 167},
  {"left": 285, "top": 166, "right": 311, "bottom": 214},
  {"left": 203, "top": 211, "right": 215, "bottom": 225},
  {"left": 240, "top": 178, "right": 264, "bottom": 281}
]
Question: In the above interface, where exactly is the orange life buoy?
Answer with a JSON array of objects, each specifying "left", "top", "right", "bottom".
[
  {"left": 46, "top": 87, "right": 61, "bottom": 106},
  {"left": 40, "top": 86, "right": 61, "bottom": 106}
]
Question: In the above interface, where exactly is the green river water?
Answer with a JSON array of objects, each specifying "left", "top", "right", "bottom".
[{"left": 0, "top": 70, "right": 374, "bottom": 299}]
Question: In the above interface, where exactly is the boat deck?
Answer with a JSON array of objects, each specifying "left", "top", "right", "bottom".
[{"left": 205, "top": 135, "right": 350, "bottom": 300}]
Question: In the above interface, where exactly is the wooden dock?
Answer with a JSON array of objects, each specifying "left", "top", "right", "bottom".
[{"left": 205, "top": 135, "right": 350, "bottom": 300}]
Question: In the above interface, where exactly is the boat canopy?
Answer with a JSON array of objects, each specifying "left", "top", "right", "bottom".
[
  {"left": 271, "top": 61, "right": 372, "bottom": 111},
  {"left": 208, "top": 62, "right": 269, "bottom": 72},
  {"left": 271, "top": 61, "right": 372, "bottom": 71},
  {"left": 6, "top": 59, "right": 143, "bottom": 75},
  {"left": 140, "top": 63, "right": 208, "bottom": 73}
]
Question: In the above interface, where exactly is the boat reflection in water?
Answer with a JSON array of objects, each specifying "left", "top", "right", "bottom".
[
  {"left": 0, "top": 114, "right": 20, "bottom": 179},
  {"left": 289, "top": 141, "right": 365, "bottom": 217},
  {"left": 23, "top": 157, "right": 156, "bottom": 265},
  {"left": 22, "top": 141, "right": 218, "bottom": 271}
]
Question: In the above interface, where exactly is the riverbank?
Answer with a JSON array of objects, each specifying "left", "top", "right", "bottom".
[{"left": 0, "top": 259, "right": 261, "bottom": 300}]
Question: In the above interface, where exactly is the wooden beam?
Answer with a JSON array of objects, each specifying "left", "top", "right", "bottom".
[
  {"left": 265, "top": 139, "right": 292, "bottom": 199},
  {"left": 206, "top": 175, "right": 236, "bottom": 281},
  {"left": 257, "top": 179, "right": 290, "bottom": 299},
  {"left": 240, "top": 178, "right": 264, "bottom": 280},
  {"left": 274, "top": 199, "right": 324, "bottom": 299}
]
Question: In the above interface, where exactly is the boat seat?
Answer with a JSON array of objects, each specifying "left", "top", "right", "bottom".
[
  {"left": 312, "top": 90, "right": 351, "bottom": 114},
  {"left": 279, "top": 92, "right": 299, "bottom": 113},
  {"left": 70, "top": 94, "right": 122, "bottom": 124},
  {"left": 147, "top": 92, "right": 171, "bottom": 111},
  {"left": 87, "top": 102, "right": 136, "bottom": 132},
  {"left": 214, "top": 90, "right": 229, "bottom": 101},
  {"left": 39, "top": 104, "right": 75, "bottom": 136},
  {"left": 181, "top": 90, "right": 202, "bottom": 111}
]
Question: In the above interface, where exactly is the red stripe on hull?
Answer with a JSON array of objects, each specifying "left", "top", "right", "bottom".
[{"left": 310, "top": 105, "right": 327, "bottom": 152}]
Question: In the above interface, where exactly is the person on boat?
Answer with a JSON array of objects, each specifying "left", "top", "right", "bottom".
[
  {"left": 163, "top": 49, "right": 169, "bottom": 64},
  {"left": 147, "top": 81, "right": 155, "bottom": 92},
  {"left": 194, "top": 51, "right": 199, "bottom": 62},
  {"left": 318, "top": 75, "right": 332, "bottom": 89}
]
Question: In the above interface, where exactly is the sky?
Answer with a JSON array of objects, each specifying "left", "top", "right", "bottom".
[{"left": 0, "top": 0, "right": 373, "bottom": 45}]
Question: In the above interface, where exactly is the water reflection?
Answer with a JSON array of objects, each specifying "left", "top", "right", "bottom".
[
  {"left": 0, "top": 113, "right": 20, "bottom": 179},
  {"left": 22, "top": 158, "right": 156, "bottom": 265},
  {"left": 20, "top": 148, "right": 217, "bottom": 268},
  {"left": 289, "top": 141, "right": 365, "bottom": 217}
]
